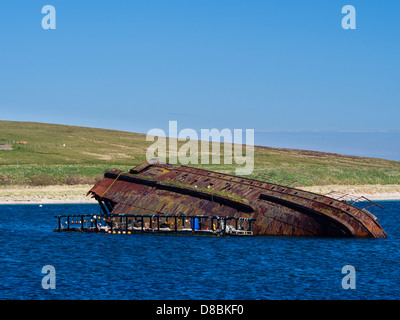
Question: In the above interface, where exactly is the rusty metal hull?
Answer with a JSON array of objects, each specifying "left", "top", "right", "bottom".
[{"left": 87, "top": 162, "right": 387, "bottom": 238}]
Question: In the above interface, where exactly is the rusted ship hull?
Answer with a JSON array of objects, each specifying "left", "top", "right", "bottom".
[{"left": 87, "top": 161, "right": 387, "bottom": 238}]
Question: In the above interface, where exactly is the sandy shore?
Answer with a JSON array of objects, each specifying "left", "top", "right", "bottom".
[
  {"left": 0, "top": 184, "right": 399, "bottom": 204},
  {"left": 300, "top": 184, "right": 400, "bottom": 201},
  {"left": 0, "top": 185, "right": 97, "bottom": 204}
]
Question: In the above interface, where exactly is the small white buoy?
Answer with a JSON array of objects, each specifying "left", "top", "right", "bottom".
[{"left": 39, "top": 205, "right": 43, "bottom": 208}]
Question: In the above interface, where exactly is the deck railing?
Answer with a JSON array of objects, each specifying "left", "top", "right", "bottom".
[{"left": 54, "top": 213, "right": 255, "bottom": 237}]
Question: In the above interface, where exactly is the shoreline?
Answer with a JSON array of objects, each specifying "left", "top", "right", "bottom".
[
  {"left": 300, "top": 184, "right": 400, "bottom": 201},
  {"left": 0, "top": 184, "right": 400, "bottom": 204},
  {"left": 0, "top": 184, "right": 97, "bottom": 205}
]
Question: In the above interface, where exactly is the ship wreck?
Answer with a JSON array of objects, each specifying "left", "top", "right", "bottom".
[{"left": 84, "top": 160, "right": 387, "bottom": 238}]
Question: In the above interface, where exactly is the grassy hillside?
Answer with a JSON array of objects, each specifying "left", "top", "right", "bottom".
[{"left": 1, "top": 120, "right": 400, "bottom": 187}]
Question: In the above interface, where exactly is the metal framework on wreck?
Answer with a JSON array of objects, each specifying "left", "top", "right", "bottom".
[
  {"left": 86, "top": 160, "right": 388, "bottom": 238},
  {"left": 54, "top": 213, "right": 255, "bottom": 236}
]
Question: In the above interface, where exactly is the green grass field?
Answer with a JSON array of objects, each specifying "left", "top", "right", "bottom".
[{"left": 1, "top": 120, "right": 400, "bottom": 187}]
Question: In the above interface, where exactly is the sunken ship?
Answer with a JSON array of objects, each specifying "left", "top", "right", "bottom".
[{"left": 87, "top": 160, "right": 387, "bottom": 238}]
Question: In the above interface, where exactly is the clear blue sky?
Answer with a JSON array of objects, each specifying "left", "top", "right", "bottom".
[{"left": 1, "top": 1, "right": 399, "bottom": 159}]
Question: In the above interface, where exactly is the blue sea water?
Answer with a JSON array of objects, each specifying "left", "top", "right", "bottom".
[{"left": 0, "top": 202, "right": 399, "bottom": 300}]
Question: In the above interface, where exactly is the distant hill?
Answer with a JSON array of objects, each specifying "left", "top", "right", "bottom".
[
  {"left": 0, "top": 120, "right": 148, "bottom": 165},
  {"left": 1, "top": 120, "right": 400, "bottom": 186}
]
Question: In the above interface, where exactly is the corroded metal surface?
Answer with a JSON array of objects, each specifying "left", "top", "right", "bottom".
[{"left": 87, "top": 161, "right": 387, "bottom": 238}]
